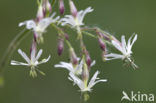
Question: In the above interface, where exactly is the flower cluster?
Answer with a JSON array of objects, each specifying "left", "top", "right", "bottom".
[{"left": 8, "top": 0, "right": 138, "bottom": 101}]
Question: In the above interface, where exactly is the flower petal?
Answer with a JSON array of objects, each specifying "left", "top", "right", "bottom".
[
  {"left": 121, "top": 35, "right": 127, "bottom": 53},
  {"left": 54, "top": 62, "right": 74, "bottom": 73},
  {"left": 105, "top": 53, "right": 124, "bottom": 60},
  {"left": 91, "top": 60, "right": 96, "bottom": 67},
  {"left": 88, "top": 71, "right": 107, "bottom": 89},
  {"left": 112, "top": 40, "right": 124, "bottom": 54},
  {"left": 11, "top": 60, "right": 29, "bottom": 66},
  {"left": 69, "top": 72, "right": 84, "bottom": 90},
  {"left": 78, "top": 7, "right": 93, "bottom": 24},
  {"left": 35, "top": 49, "right": 43, "bottom": 61},
  {"left": 38, "top": 18, "right": 52, "bottom": 32},
  {"left": 38, "top": 55, "right": 51, "bottom": 65},
  {"left": 19, "top": 20, "right": 36, "bottom": 30},
  {"left": 18, "top": 49, "right": 30, "bottom": 64},
  {"left": 130, "top": 34, "right": 137, "bottom": 47},
  {"left": 127, "top": 34, "right": 137, "bottom": 54},
  {"left": 88, "top": 71, "right": 99, "bottom": 88}
]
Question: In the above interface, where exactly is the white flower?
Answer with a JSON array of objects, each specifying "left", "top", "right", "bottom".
[
  {"left": 60, "top": 7, "right": 93, "bottom": 27},
  {"left": 54, "top": 58, "right": 96, "bottom": 75},
  {"left": 68, "top": 71, "right": 107, "bottom": 92},
  {"left": 105, "top": 34, "right": 138, "bottom": 68},
  {"left": 11, "top": 49, "right": 51, "bottom": 77},
  {"left": 54, "top": 58, "right": 95, "bottom": 75},
  {"left": 19, "top": 12, "right": 60, "bottom": 37}
]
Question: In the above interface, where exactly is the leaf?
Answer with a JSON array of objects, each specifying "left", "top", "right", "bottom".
[{"left": 51, "top": 0, "right": 56, "bottom": 6}]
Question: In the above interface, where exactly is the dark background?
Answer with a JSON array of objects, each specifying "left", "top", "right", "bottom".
[{"left": 0, "top": 0, "right": 156, "bottom": 103}]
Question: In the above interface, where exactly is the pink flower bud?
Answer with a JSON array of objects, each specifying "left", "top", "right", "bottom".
[
  {"left": 46, "top": 0, "right": 52, "bottom": 13},
  {"left": 82, "top": 63, "right": 89, "bottom": 81},
  {"left": 69, "top": 0, "right": 77, "bottom": 17},
  {"left": 59, "top": 0, "right": 65, "bottom": 15},
  {"left": 86, "top": 54, "right": 92, "bottom": 68},
  {"left": 98, "top": 38, "right": 106, "bottom": 51},
  {"left": 102, "top": 50, "right": 108, "bottom": 61},
  {"left": 36, "top": 5, "right": 44, "bottom": 21},
  {"left": 42, "top": 0, "right": 52, "bottom": 16},
  {"left": 57, "top": 38, "right": 64, "bottom": 56},
  {"left": 84, "top": 50, "right": 92, "bottom": 68},
  {"left": 70, "top": 48, "right": 78, "bottom": 65},
  {"left": 64, "top": 33, "right": 69, "bottom": 40},
  {"left": 96, "top": 31, "right": 103, "bottom": 37},
  {"left": 96, "top": 31, "right": 111, "bottom": 41}
]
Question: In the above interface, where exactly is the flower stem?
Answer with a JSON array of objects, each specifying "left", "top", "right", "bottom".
[
  {"left": 0, "top": 29, "right": 30, "bottom": 73},
  {"left": 51, "top": 23, "right": 72, "bottom": 48},
  {"left": 82, "top": 31, "right": 97, "bottom": 39}
]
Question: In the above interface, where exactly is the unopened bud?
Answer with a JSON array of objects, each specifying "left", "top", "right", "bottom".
[
  {"left": 46, "top": 0, "right": 52, "bottom": 13},
  {"left": 70, "top": 48, "right": 78, "bottom": 65},
  {"left": 98, "top": 38, "right": 106, "bottom": 51},
  {"left": 59, "top": 0, "right": 65, "bottom": 15},
  {"left": 86, "top": 54, "right": 91, "bottom": 68},
  {"left": 57, "top": 38, "right": 64, "bottom": 56},
  {"left": 84, "top": 50, "right": 92, "bottom": 68},
  {"left": 36, "top": 5, "right": 44, "bottom": 21},
  {"left": 96, "top": 31, "right": 103, "bottom": 37},
  {"left": 102, "top": 51, "right": 107, "bottom": 61},
  {"left": 64, "top": 33, "right": 69, "bottom": 40},
  {"left": 42, "top": 0, "right": 52, "bottom": 16},
  {"left": 69, "top": 0, "right": 77, "bottom": 17},
  {"left": 82, "top": 63, "right": 89, "bottom": 82},
  {"left": 96, "top": 31, "right": 111, "bottom": 41}
]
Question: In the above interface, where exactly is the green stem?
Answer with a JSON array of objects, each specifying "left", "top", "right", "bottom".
[
  {"left": 51, "top": 23, "right": 72, "bottom": 48},
  {"left": 80, "top": 92, "right": 89, "bottom": 103},
  {"left": 95, "top": 27, "right": 112, "bottom": 38},
  {"left": 62, "top": 23, "right": 97, "bottom": 39},
  {"left": 82, "top": 31, "right": 97, "bottom": 39},
  {"left": 0, "top": 29, "right": 30, "bottom": 73}
]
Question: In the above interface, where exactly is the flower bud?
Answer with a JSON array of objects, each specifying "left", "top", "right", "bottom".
[
  {"left": 36, "top": 5, "right": 44, "bottom": 21},
  {"left": 84, "top": 50, "right": 92, "bottom": 68},
  {"left": 46, "top": 0, "right": 52, "bottom": 13},
  {"left": 70, "top": 48, "right": 78, "bottom": 65},
  {"left": 96, "top": 31, "right": 103, "bottom": 37},
  {"left": 82, "top": 63, "right": 89, "bottom": 82},
  {"left": 59, "top": 0, "right": 65, "bottom": 15},
  {"left": 98, "top": 38, "right": 106, "bottom": 51},
  {"left": 57, "top": 38, "right": 64, "bottom": 56},
  {"left": 64, "top": 33, "right": 69, "bottom": 40},
  {"left": 42, "top": 0, "right": 52, "bottom": 16},
  {"left": 69, "top": 0, "right": 77, "bottom": 17},
  {"left": 102, "top": 51, "right": 107, "bottom": 61},
  {"left": 86, "top": 54, "right": 91, "bottom": 68},
  {"left": 96, "top": 31, "right": 111, "bottom": 41}
]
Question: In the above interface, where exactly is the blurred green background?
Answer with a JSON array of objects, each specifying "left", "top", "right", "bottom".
[{"left": 0, "top": 0, "right": 156, "bottom": 103}]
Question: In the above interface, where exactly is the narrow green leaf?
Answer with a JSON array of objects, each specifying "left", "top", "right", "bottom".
[{"left": 51, "top": 0, "right": 56, "bottom": 6}]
